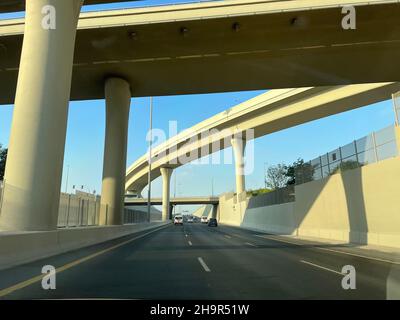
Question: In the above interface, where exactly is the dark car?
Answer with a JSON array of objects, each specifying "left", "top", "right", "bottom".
[{"left": 208, "top": 218, "right": 218, "bottom": 227}]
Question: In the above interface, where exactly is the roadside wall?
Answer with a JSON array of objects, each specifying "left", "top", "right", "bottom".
[
  {"left": 219, "top": 156, "right": 400, "bottom": 248},
  {"left": 0, "top": 221, "right": 168, "bottom": 271}
]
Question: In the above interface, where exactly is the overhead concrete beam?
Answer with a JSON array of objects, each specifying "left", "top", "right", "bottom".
[
  {"left": 1, "top": 1, "right": 400, "bottom": 103},
  {"left": 0, "top": 0, "right": 137, "bottom": 13}
]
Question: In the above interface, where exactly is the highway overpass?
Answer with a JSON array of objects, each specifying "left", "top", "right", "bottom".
[
  {"left": 125, "top": 196, "right": 219, "bottom": 206},
  {"left": 0, "top": 0, "right": 135, "bottom": 13},
  {"left": 1, "top": 0, "right": 400, "bottom": 103},
  {"left": 125, "top": 82, "right": 400, "bottom": 220},
  {"left": 126, "top": 196, "right": 219, "bottom": 220},
  {"left": 1, "top": 0, "right": 400, "bottom": 232}
]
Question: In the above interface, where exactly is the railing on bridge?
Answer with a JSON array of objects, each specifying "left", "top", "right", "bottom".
[{"left": 295, "top": 124, "right": 399, "bottom": 185}]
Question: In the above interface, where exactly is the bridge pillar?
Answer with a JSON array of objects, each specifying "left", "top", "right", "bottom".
[
  {"left": 160, "top": 167, "right": 173, "bottom": 221},
  {"left": 231, "top": 136, "right": 246, "bottom": 196},
  {"left": 99, "top": 78, "right": 131, "bottom": 226},
  {"left": 0, "top": 0, "right": 83, "bottom": 231}
]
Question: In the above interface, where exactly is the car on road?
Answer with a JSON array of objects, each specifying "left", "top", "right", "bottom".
[
  {"left": 174, "top": 215, "right": 183, "bottom": 225},
  {"left": 208, "top": 218, "right": 218, "bottom": 227},
  {"left": 187, "top": 216, "right": 194, "bottom": 223},
  {"left": 201, "top": 216, "right": 208, "bottom": 224}
]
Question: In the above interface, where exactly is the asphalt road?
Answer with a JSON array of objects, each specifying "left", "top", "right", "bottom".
[{"left": 0, "top": 223, "right": 399, "bottom": 299}]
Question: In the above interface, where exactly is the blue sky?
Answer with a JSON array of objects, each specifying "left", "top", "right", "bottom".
[{"left": 0, "top": 1, "right": 397, "bottom": 213}]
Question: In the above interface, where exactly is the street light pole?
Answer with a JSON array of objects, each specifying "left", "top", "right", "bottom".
[
  {"left": 264, "top": 162, "right": 267, "bottom": 189},
  {"left": 147, "top": 97, "right": 153, "bottom": 223},
  {"left": 173, "top": 171, "right": 177, "bottom": 215},
  {"left": 64, "top": 165, "right": 70, "bottom": 194}
]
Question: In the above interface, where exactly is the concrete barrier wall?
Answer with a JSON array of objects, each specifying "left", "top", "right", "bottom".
[
  {"left": 241, "top": 203, "right": 296, "bottom": 235},
  {"left": 192, "top": 205, "right": 212, "bottom": 218},
  {"left": 295, "top": 156, "right": 400, "bottom": 248},
  {"left": 219, "top": 156, "right": 400, "bottom": 249},
  {"left": 0, "top": 221, "right": 168, "bottom": 271}
]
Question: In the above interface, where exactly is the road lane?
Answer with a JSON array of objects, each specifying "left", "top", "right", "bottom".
[
  {"left": 208, "top": 224, "right": 396, "bottom": 299},
  {"left": 0, "top": 222, "right": 397, "bottom": 299}
]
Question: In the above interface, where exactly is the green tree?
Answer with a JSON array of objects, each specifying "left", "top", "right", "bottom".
[
  {"left": 247, "top": 188, "right": 272, "bottom": 197},
  {"left": 0, "top": 144, "right": 7, "bottom": 181},
  {"left": 265, "top": 163, "right": 288, "bottom": 190},
  {"left": 285, "top": 158, "right": 314, "bottom": 186}
]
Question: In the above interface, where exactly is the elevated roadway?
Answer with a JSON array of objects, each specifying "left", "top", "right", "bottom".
[
  {"left": 125, "top": 196, "right": 219, "bottom": 206},
  {"left": 125, "top": 82, "right": 400, "bottom": 194},
  {"left": 1, "top": 0, "right": 400, "bottom": 103}
]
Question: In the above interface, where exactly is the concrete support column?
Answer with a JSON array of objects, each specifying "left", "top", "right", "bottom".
[
  {"left": 99, "top": 78, "right": 131, "bottom": 226},
  {"left": 0, "top": 0, "right": 83, "bottom": 231},
  {"left": 231, "top": 136, "right": 247, "bottom": 196},
  {"left": 160, "top": 167, "right": 173, "bottom": 221}
]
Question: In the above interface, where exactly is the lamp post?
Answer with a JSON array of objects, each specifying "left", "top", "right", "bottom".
[
  {"left": 147, "top": 97, "right": 153, "bottom": 223},
  {"left": 64, "top": 165, "right": 70, "bottom": 194}
]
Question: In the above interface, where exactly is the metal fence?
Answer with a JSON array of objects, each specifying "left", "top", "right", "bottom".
[
  {"left": 295, "top": 125, "right": 399, "bottom": 185},
  {"left": 0, "top": 184, "right": 148, "bottom": 227},
  {"left": 123, "top": 208, "right": 149, "bottom": 224},
  {"left": 57, "top": 193, "right": 100, "bottom": 227},
  {"left": 247, "top": 185, "right": 295, "bottom": 209},
  {"left": 393, "top": 92, "right": 400, "bottom": 126}
]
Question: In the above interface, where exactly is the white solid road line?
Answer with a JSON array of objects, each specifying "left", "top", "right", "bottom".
[
  {"left": 300, "top": 260, "right": 343, "bottom": 276},
  {"left": 188, "top": 241, "right": 193, "bottom": 246},
  {"left": 245, "top": 242, "right": 257, "bottom": 247},
  {"left": 198, "top": 257, "right": 211, "bottom": 272},
  {"left": 224, "top": 235, "right": 232, "bottom": 239},
  {"left": 257, "top": 234, "right": 400, "bottom": 265}
]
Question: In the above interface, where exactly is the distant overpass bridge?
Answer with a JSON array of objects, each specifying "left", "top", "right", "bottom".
[{"left": 125, "top": 196, "right": 219, "bottom": 206}]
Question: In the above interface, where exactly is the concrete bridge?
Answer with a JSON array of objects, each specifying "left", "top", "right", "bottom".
[
  {"left": 125, "top": 82, "right": 400, "bottom": 220},
  {"left": 0, "top": 0, "right": 399, "bottom": 300},
  {"left": 125, "top": 196, "right": 219, "bottom": 206},
  {"left": 0, "top": 0, "right": 400, "bottom": 232},
  {"left": 125, "top": 196, "right": 219, "bottom": 220}
]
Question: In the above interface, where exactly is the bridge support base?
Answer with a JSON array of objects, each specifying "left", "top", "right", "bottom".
[
  {"left": 0, "top": 0, "right": 83, "bottom": 231},
  {"left": 99, "top": 78, "right": 131, "bottom": 225},
  {"left": 160, "top": 167, "right": 173, "bottom": 221}
]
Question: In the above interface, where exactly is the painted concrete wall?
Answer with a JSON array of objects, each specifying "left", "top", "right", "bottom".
[
  {"left": 219, "top": 156, "right": 400, "bottom": 249},
  {"left": 295, "top": 156, "right": 400, "bottom": 247},
  {"left": 0, "top": 221, "right": 168, "bottom": 271},
  {"left": 192, "top": 204, "right": 212, "bottom": 218}
]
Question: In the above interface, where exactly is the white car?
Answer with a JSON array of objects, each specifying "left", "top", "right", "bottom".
[
  {"left": 187, "top": 216, "right": 194, "bottom": 223},
  {"left": 201, "top": 216, "right": 208, "bottom": 224},
  {"left": 174, "top": 215, "right": 183, "bottom": 225}
]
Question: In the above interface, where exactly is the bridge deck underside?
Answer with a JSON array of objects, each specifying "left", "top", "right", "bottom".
[{"left": 1, "top": 3, "right": 400, "bottom": 104}]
